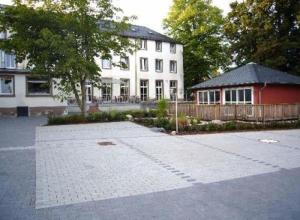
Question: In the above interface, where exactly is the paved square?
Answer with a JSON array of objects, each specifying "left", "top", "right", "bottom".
[
  {"left": 1, "top": 118, "right": 300, "bottom": 219},
  {"left": 34, "top": 122, "right": 300, "bottom": 209}
]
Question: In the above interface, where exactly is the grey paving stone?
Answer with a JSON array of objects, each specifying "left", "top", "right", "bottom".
[{"left": 1, "top": 119, "right": 300, "bottom": 219}]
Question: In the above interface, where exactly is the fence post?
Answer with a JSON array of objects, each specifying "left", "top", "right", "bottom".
[
  {"left": 234, "top": 105, "right": 237, "bottom": 120},
  {"left": 262, "top": 105, "right": 265, "bottom": 122}
]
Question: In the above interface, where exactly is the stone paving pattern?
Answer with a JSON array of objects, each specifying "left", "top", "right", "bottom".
[{"left": 1, "top": 118, "right": 300, "bottom": 219}]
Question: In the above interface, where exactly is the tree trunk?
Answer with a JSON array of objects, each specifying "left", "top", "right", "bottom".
[{"left": 80, "top": 80, "right": 87, "bottom": 116}]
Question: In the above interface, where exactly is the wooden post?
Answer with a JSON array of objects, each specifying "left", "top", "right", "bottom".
[{"left": 262, "top": 105, "right": 265, "bottom": 122}]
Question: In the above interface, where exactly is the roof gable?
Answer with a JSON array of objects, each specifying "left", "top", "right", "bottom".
[{"left": 192, "top": 63, "right": 300, "bottom": 89}]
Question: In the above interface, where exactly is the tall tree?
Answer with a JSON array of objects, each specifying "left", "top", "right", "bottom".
[
  {"left": 224, "top": 0, "right": 300, "bottom": 75},
  {"left": 0, "top": 0, "right": 134, "bottom": 115},
  {"left": 164, "top": 0, "right": 230, "bottom": 91}
]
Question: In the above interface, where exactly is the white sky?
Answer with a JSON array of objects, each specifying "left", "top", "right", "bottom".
[{"left": 0, "top": 0, "right": 238, "bottom": 33}]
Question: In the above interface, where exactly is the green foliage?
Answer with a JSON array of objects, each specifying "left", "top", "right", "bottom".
[
  {"left": 48, "top": 114, "right": 86, "bottom": 125},
  {"left": 164, "top": 0, "right": 230, "bottom": 90},
  {"left": 176, "top": 112, "right": 189, "bottom": 130},
  {"left": 154, "top": 118, "right": 170, "bottom": 129},
  {"left": 157, "top": 99, "right": 168, "bottom": 118},
  {"left": 47, "top": 110, "right": 154, "bottom": 125},
  {"left": 134, "top": 118, "right": 300, "bottom": 134},
  {"left": 124, "top": 109, "right": 157, "bottom": 118},
  {"left": 223, "top": 121, "right": 237, "bottom": 130},
  {"left": 224, "top": 0, "right": 300, "bottom": 75},
  {"left": 0, "top": 0, "right": 134, "bottom": 114},
  {"left": 205, "top": 123, "right": 218, "bottom": 131}
]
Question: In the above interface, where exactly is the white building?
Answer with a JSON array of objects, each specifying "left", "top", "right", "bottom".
[{"left": 0, "top": 24, "right": 184, "bottom": 116}]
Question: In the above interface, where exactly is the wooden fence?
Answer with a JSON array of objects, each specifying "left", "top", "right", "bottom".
[{"left": 168, "top": 103, "right": 300, "bottom": 121}]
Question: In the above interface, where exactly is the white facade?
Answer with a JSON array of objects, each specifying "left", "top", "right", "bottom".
[
  {"left": 93, "top": 39, "right": 184, "bottom": 101},
  {"left": 0, "top": 29, "right": 184, "bottom": 115},
  {"left": 0, "top": 74, "right": 66, "bottom": 108}
]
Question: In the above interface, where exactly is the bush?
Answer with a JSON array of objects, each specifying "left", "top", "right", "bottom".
[
  {"left": 157, "top": 99, "right": 168, "bottom": 118},
  {"left": 48, "top": 114, "right": 86, "bottom": 125},
  {"left": 205, "top": 123, "right": 218, "bottom": 131},
  {"left": 177, "top": 113, "right": 189, "bottom": 130},
  {"left": 223, "top": 121, "right": 237, "bottom": 130},
  {"left": 154, "top": 118, "right": 170, "bottom": 128},
  {"left": 122, "top": 109, "right": 157, "bottom": 118}
]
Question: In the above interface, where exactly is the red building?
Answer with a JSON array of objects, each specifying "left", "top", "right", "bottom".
[{"left": 191, "top": 63, "right": 300, "bottom": 105}]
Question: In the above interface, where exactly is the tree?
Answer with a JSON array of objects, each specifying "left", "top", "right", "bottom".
[
  {"left": 163, "top": 0, "right": 230, "bottom": 92},
  {"left": 224, "top": 0, "right": 300, "bottom": 75},
  {"left": 0, "top": 0, "right": 134, "bottom": 115}
]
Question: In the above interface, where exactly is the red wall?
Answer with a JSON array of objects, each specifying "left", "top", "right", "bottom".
[{"left": 254, "top": 84, "right": 300, "bottom": 104}]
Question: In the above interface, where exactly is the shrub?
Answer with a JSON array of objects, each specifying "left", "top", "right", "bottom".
[
  {"left": 157, "top": 99, "right": 168, "bottom": 118},
  {"left": 223, "top": 121, "right": 237, "bottom": 130},
  {"left": 48, "top": 114, "right": 86, "bottom": 125},
  {"left": 205, "top": 123, "right": 218, "bottom": 131},
  {"left": 177, "top": 112, "right": 189, "bottom": 130},
  {"left": 154, "top": 118, "right": 170, "bottom": 128}
]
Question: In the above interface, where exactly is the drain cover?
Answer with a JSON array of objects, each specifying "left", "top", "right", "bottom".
[
  {"left": 259, "top": 139, "right": 279, "bottom": 144},
  {"left": 97, "top": 141, "right": 116, "bottom": 146}
]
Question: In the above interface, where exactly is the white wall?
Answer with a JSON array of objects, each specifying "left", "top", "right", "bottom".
[
  {"left": 95, "top": 39, "right": 184, "bottom": 100},
  {"left": 0, "top": 74, "right": 66, "bottom": 108},
  {"left": 0, "top": 39, "right": 184, "bottom": 109}
]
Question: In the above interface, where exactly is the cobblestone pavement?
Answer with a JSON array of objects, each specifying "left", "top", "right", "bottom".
[{"left": 1, "top": 118, "right": 300, "bottom": 219}]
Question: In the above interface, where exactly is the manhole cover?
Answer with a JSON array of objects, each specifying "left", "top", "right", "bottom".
[
  {"left": 97, "top": 141, "right": 116, "bottom": 146},
  {"left": 259, "top": 139, "right": 279, "bottom": 144}
]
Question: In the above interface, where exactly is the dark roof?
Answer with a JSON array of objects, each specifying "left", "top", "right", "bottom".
[
  {"left": 99, "top": 21, "right": 177, "bottom": 43},
  {"left": 121, "top": 24, "right": 177, "bottom": 43},
  {"left": 191, "top": 63, "right": 300, "bottom": 89}
]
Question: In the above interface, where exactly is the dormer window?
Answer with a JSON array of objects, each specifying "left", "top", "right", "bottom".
[
  {"left": 155, "top": 41, "right": 162, "bottom": 52},
  {"left": 140, "top": 39, "right": 147, "bottom": 50},
  {"left": 170, "top": 43, "right": 176, "bottom": 54}
]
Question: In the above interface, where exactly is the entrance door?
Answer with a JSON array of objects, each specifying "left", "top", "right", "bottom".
[{"left": 86, "top": 84, "right": 92, "bottom": 103}]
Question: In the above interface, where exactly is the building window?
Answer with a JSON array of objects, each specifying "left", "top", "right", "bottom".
[
  {"left": 120, "top": 79, "right": 130, "bottom": 101},
  {"left": 140, "top": 58, "right": 148, "bottom": 71},
  {"left": 198, "top": 90, "right": 220, "bottom": 104},
  {"left": 27, "top": 77, "right": 51, "bottom": 96},
  {"left": 169, "top": 80, "right": 177, "bottom": 101},
  {"left": 155, "top": 80, "right": 164, "bottom": 100},
  {"left": 155, "top": 59, "right": 163, "bottom": 72},
  {"left": 120, "top": 56, "right": 129, "bottom": 70},
  {"left": 170, "top": 43, "right": 176, "bottom": 53},
  {"left": 0, "top": 75, "right": 14, "bottom": 96},
  {"left": 140, "top": 80, "right": 148, "bottom": 101},
  {"left": 170, "top": 60, "right": 177, "bottom": 73},
  {"left": 101, "top": 79, "right": 112, "bottom": 102},
  {"left": 102, "top": 58, "right": 111, "bottom": 69},
  {"left": 139, "top": 39, "right": 147, "bottom": 50},
  {"left": 0, "top": 51, "right": 16, "bottom": 69},
  {"left": 155, "top": 41, "right": 162, "bottom": 52},
  {"left": 0, "top": 31, "right": 7, "bottom": 39},
  {"left": 224, "top": 88, "right": 252, "bottom": 104}
]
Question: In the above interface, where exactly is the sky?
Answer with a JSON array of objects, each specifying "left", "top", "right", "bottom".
[{"left": 0, "top": 0, "right": 238, "bottom": 33}]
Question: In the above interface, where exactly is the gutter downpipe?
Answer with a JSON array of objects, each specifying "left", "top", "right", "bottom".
[{"left": 134, "top": 39, "right": 138, "bottom": 97}]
